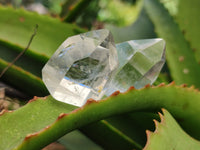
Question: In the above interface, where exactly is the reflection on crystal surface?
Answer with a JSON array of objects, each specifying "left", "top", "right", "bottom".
[
  {"left": 106, "top": 38, "right": 165, "bottom": 95},
  {"left": 42, "top": 29, "right": 118, "bottom": 107}
]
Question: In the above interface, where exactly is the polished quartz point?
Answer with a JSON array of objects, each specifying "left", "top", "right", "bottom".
[
  {"left": 42, "top": 29, "right": 118, "bottom": 107},
  {"left": 106, "top": 38, "right": 165, "bottom": 95}
]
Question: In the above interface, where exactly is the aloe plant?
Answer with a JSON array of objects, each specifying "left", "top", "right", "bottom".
[{"left": 0, "top": 0, "right": 200, "bottom": 149}]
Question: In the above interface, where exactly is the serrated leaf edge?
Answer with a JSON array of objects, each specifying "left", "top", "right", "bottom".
[{"left": 18, "top": 82, "right": 200, "bottom": 144}]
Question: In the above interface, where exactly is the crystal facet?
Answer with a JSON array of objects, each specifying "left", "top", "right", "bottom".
[
  {"left": 105, "top": 38, "right": 165, "bottom": 95},
  {"left": 42, "top": 29, "right": 118, "bottom": 107}
]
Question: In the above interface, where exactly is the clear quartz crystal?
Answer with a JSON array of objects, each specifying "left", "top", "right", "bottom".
[
  {"left": 105, "top": 38, "right": 165, "bottom": 96},
  {"left": 42, "top": 29, "right": 118, "bottom": 107}
]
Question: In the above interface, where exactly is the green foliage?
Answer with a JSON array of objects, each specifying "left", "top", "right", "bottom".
[
  {"left": 1, "top": 84, "right": 200, "bottom": 149},
  {"left": 98, "top": 0, "right": 140, "bottom": 26},
  {"left": 0, "top": 58, "right": 47, "bottom": 96},
  {"left": 176, "top": 0, "right": 200, "bottom": 62},
  {"left": 0, "top": 7, "right": 83, "bottom": 59},
  {"left": 144, "top": 109, "right": 200, "bottom": 150},
  {"left": 0, "top": 0, "right": 200, "bottom": 149},
  {"left": 144, "top": 0, "right": 200, "bottom": 88}
]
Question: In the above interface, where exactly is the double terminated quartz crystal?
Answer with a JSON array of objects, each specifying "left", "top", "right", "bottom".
[{"left": 42, "top": 29, "right": 165, "bottom": 107}]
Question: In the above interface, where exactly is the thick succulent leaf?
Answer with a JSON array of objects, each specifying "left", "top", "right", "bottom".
[
  {"left": 144, "top": 109, "right": 200, "bottom": 150},
  {"left": 0, "top": 58, "right": 48, "bottom": 96},
  {"left": 0, "top": 96, "right": 142, "bottom": 150},
  {"left": 0, "top": 96, "right": 76, "bottom": 150},
  {"left": 0, "top": 40, "right": 43, "bottom": 77},
  {"left": 0, "top": 6, "right": 84, "bottom": 59},
  {"left": 144, "top": 0, "right": 200, "bottom": 88},
  {"left": 1, "top": 83, "right": 200, "bottom": 149},
  {"left": 176, "top": 0, "right": 200, "bottom": 62}
]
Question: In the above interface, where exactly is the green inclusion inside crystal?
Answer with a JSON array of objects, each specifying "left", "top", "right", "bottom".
[{"left": 65, "top": 57, "right": 105, "bottom": 86}]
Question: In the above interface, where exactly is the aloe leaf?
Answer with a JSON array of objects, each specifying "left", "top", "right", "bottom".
[
  {"left": 0, "top": 39, "right": 43, "bottom": 78},
  {"left": 144, "top": 109, "right": 200, "bottom": 150},
  {"left": 0, "top": 6, "right": 84, "bottom": 59},
  {"left": 1, "top": 83, "right": 200, "bottom": 149},
  {"left": 0, "top": 95, "right": 141, "bottom": 150},
  {"left": 0, "top": 96, "right": 76, "bottom": 150},
  {"left": 144, "top": 0, "right": 200, "bottom": 87},
  {"left": 0, "top": 58, "right": 48, "bottom": 96},
  {"left": 176, "top": 0, "right": 200, "bottom": 63}
]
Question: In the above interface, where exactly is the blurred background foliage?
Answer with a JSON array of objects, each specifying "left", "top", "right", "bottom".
[
  {"left": 0, "top": 0, "right": 141, "bottom": 28},
  {"left": 0, "top": 0, "right": 178, "bottom": 41}
]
